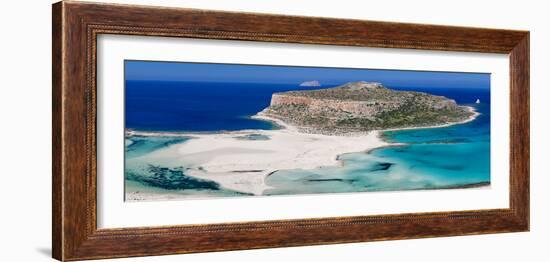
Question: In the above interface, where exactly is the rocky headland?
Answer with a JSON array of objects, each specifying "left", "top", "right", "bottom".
[{"left": 256, "top": 81, "right": 475, "bottom": 134}]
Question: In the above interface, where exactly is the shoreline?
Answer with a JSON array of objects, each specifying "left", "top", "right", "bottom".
[
  {"left": 127, "top": 105, "right": 479, "bottom": 138},
  {"left": 250, "top": 114, "right": 297, "bottom": 132}
]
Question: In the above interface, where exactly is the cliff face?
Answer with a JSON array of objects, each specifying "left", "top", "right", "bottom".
[
  {"left": 269, "top": 93, "right": 402, "bottom": 117},
  {"left": 257, "top": 81, "right": 474, "bottom": 134}
]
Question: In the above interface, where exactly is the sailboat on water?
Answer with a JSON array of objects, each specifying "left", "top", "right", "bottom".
[{"left": 475, "top": 98, "right": 480, "bottom": 104}]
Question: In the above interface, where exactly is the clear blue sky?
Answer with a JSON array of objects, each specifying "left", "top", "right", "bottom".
[{"left": 125, "top": 60, "right": 490, "bottom": 89}]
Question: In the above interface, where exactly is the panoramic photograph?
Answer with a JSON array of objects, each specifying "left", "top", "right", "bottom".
[{"left": 124, "top": 60, "right": 491, "bottom": 201}]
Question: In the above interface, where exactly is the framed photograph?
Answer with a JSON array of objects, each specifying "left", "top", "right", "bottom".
[{"left": 52, "top": 1, "right": 529, "bottom": 261}]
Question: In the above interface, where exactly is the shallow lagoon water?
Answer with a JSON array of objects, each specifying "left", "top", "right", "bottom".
[{"left": 265, "top": 103, "right": 490, "bottom": 195}]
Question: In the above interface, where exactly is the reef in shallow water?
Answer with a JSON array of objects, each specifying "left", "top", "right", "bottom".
[{"left": 126, "top": 165, "right": 220, "bottom": 190}]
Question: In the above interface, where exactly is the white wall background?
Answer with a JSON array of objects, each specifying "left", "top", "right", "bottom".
[{"left": 0, "top": 0, "right": 546, "bottom": 261}]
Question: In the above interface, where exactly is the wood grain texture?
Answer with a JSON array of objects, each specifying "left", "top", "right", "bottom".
[
  {"left": 509, "top": 35, "right": 530, "bottom": 226},
  {"left": 52, "top": 1, "right": 530, "bottom": 261},
  {"left": 52, "top": 2, "right": 63, "bottom": 260}
]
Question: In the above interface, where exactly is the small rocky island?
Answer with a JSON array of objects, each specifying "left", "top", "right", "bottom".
[{"left": 256, "top": 81, "right": 475, "bottom": 134}]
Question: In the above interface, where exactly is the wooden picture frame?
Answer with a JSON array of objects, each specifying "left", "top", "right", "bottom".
[{"left": 52, "top": 1, "right": 529, "bottom": 261}]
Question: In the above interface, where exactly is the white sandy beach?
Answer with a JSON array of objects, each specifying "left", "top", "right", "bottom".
[
  {"left": 143, "top": 125, "right": 389, "bottom": 196},
  {"left": 129, "top": 105, "right": 479, "bottom": 197}
]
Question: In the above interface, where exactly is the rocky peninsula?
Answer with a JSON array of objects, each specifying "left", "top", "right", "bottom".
[{"left": 256, "top": 81, "right": 476, "bottom": 134}]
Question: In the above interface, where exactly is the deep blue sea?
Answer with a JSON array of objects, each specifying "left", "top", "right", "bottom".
[
  {"left": 126, "top": 81, "right": 322, "bottom": 132},
  {"left": 125, "top": 80, "right": 490, "bottom": 198}
]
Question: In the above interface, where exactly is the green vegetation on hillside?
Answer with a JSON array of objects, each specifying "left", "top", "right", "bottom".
[{"left": 258, "top": 81, "right": 474, "bottom": 133}]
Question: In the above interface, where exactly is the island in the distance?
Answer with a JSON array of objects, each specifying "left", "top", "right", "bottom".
[{"left": 256, "top": 81, "right": 476, "bottom": 134}]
